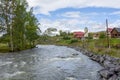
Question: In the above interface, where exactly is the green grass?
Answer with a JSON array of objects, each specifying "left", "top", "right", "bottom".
[
  {"left": 0, "top": 43, "right": 10, "bottom": 53},
  {"left": 0, "top": 43, "right": 35, "bottom": 53},
  {"left": 85, "top": 38, "right": 120, "bottom": 57}
]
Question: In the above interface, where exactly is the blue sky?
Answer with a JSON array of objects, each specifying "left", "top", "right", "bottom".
[{"left": 27, "top": 0, "right": 120, "bottom": 32}]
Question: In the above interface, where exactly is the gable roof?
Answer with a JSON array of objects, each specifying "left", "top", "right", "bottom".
[
  {"left": 115, "top": 28, "right": 120, "bottom": 32},
  {"left": 73, "top": 31, "right": 84, "bottom": 35},
  {"left": 73, "top": 31, "right": 84, "bottom": 38}
]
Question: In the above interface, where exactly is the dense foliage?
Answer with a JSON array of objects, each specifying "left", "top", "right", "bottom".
[{"left": 0, "top": 0, "right": 39, "bottom": 51}]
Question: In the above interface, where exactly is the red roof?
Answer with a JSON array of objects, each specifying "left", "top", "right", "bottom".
[
  {"left": 107, "top": 28, "right": 113, "bottom": 32},
  {"left": 73, "top": 31, "right": 84, "bottom": 38}
]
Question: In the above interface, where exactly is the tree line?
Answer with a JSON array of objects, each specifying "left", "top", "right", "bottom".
[{"left": 0, "top": 0, "right": 40, "bottom": 51}]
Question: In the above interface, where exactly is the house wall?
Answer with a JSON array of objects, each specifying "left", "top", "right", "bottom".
[
  {"left": 108, "top": 32, "right": 112, "bottom": 38},
  {"left": 111, "top": 29, "right": 120, "bottom": 38},
  {"left": 93, "top": 37, "right": 99, "bottom": 39}
]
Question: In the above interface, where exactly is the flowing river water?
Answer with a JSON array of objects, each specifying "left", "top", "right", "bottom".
[{"left": 0, "top": 45, "right": 103, "bottom": 80}]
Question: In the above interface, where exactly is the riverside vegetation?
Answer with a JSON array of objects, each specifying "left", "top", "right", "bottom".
[
  {"left": 0, "top": 0, "right": 40, "bottom": 52},
  {"left": 37, "top": 32, "right": 120, "bottom": 58}
]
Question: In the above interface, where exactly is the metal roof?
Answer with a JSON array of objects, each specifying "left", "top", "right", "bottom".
[{"left": 115, "top": 28, "right": 120, "bottom": 32}]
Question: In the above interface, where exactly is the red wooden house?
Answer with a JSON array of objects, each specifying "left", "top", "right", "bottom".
[{"left": 73, "top": 31, "right": 84, "bottom": 39}]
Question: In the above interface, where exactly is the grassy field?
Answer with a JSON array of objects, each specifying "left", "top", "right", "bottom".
[{"left": 86, "top": 38, "right": 120, "bottom": 57}]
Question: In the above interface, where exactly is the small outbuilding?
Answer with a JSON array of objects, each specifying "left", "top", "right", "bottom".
[{"left": 93, "top": 33, "right": 99, "bottom": 39}]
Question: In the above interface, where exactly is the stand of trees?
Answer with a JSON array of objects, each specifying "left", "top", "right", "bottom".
[{"left": 0, "top": 0, "right": 39, "bottom": 51}]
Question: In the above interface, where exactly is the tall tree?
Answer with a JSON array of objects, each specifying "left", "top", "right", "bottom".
[
  {"left": 12, "top": 0, "right": 28, "bottom": 50},
  {"left": 0, "top": 0, "right": 15, "bottom": 51},
  {"left": 25, "top": 8, "right": 39, "bottom": 47}
]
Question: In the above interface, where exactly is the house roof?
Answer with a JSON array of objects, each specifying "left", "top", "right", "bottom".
[
  {"left": 107, "top": 28, "right": 113, "bottom": 32},
  {"left": 73, "top": 31, "right": 84, "bottom": 34},
  {"left": 73, "top": 31, "right": 84, "bottom": 38},
  {"left": 115, "top": 28, "right": 120, "bottom": 32}
]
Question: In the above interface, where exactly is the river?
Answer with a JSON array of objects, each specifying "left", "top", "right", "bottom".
[{"left": 0, "top": 45, "right": 102, "bottom": 80}]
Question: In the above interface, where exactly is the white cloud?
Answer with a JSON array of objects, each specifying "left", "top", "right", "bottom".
[
  {"left": 27, "top": 0, "right": 120, "bottom": 15},
  {"left": 111, "top": 11, "right": 120, "bottom": 15},
  {"left": 89, "top": 20, "right": 120, "bottom": 32},
  {"left": 39, "top": 18, "right": 84, "bottom": 32},
  {"left": 89, "top": 23, "right": 106, "bottom": 32},
  {"left": 38, "top": 18, "right": 120, "bottom": 33},
  {"left": 39, "top": 18, "right": 108, "bottom": 33},
  {"left": 37, "top": 11, "right": 107, "bottom": 32},
  {"left": 61, "top": 12, "right": 81, "bottom": 18},
  {"left": 109, "top": 20, "right": 120, "bottom": 28}
]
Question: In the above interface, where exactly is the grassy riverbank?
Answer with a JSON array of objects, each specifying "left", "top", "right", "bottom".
[
  {"left": 0, "top": 35, "right": 120, "bottom": 58},
  {"left": 0, "top": 43, "right": 9, "bottom": 53},
  {"left": 0, "top": 43, "right": 34, "bottom": 53},
  {"left": 37, "top": 36, "right": 120, "bottom": 58}
]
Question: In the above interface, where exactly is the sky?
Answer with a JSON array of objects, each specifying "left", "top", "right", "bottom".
[{"left": 26, "top": 0, "right": 120, "bottom": 32}]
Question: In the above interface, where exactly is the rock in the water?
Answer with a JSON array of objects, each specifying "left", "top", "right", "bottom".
[
  {"left": 103, "top": 60, "right": 115, "bottom": 68},
  {"left": 99, "top": 69, "right": 114, "bottom": 79},
  {"left": 72, "top": 53, "right": 79, "bottom": 56},
  {"left": 108, "top": 75, "right": 118, "bottom": 80},
  {"left": 100, "top": 57, "right": 105, "bottom": 63}
]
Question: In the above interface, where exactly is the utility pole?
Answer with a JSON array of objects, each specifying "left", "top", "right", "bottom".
[{"left": 106, "top": 19, "right": 110, "bottom": 48}]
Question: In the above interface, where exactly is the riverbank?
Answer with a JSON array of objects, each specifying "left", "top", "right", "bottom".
[
  {"left": 0, "top": 43, "right": 35, "bottom": 53},
  {"left": 37, "top": 36, "right": 120, "bottom": 58},
  {"left": 69, "top": 46, "right": 120, "bottom": 80}
]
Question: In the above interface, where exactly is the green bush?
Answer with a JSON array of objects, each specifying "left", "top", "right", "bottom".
[
  {"left": 65, "top": 39, "right": 78, "bottom": 44},
  {"left": 63, "top": 36, "right": 71, "bottom": 40},
  {"left": 70, "top": 39, "right": 78, "bottom": 43},
  {"left": 65, "top": 40, "right": 72, "bottom": 44}
]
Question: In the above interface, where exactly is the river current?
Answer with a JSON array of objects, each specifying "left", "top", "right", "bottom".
[{"left": 0, "top": 45, "right": 102, "bottom": 80}]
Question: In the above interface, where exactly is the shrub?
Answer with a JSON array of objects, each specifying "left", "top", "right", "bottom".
[
  {"left": 70, "top": 39, "right": 78, "bottom": 43},
  {"left": 62, "top": 36, "right": 71, "bottom": 40}
]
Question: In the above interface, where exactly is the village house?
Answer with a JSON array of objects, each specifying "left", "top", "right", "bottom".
[
  {"left": 93, "top": 33, "right": 99, "bottom": 39},
  {"left": 111, "top": 28, "right": 120, "bottom": 38},
  {"left": 73, "top": 31, "right": 84, "bottom": 39},
  {"left": 107, "top": 28, "right": 113, "bottom": 38}
]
